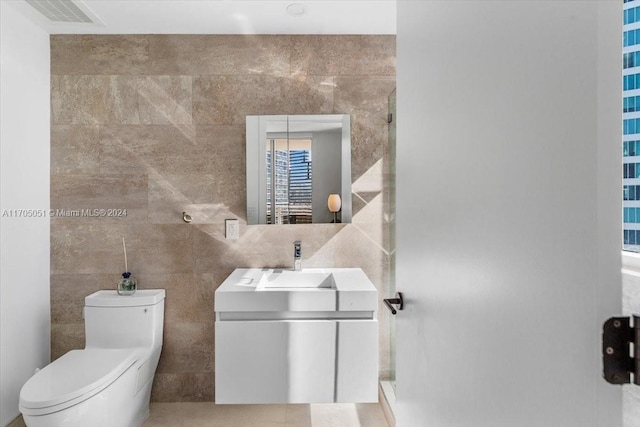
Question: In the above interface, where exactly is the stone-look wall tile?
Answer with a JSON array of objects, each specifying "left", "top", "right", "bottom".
[
  {"left": 98, "top": 125, "right": 196, "bottom": 173},
  {"left": 190, "top": 224, "right": 262, "bottom": 275},
  {"left": 291, "top": 35, "right": 396, "bottom": 77},
  {"left": 97, "top": 125, "right": 242, "bottom": 174},
  {"left": 335, "top": 77, "right": 396, "bottom": 182},
  {"left": 157, "top": 322, "right": 214, "bottom": 373},
  {"left": 135, "top": 273, "right": 215, "bottom": 324},
  {"left": 282, "top": 76, "right": 335, "bottom": 117},
  {"left": 351, "top": 193, "right": 368, "bottom": 218},
  {"left": 302, "top": 225, "right": 387, "bottom": 285},
  {"left": 50, "top": 274, "right": 113, "bottom": 324},
  {"left": 52, "top": 75, "right": 192, "bottom": 125},
  {"left": 151, "top": 373, "right": 214, "bottom": 402},
  {"left": 112, "top": 225, "right": 195, "bottom": 275},
  {"left": 52, "top": 75, "right": 110, "bottom": 125},
  {"left": 334, "top": 76, "right": 396, "bottom": 117},
  {"left": 51, "top": 222, "right": 194, "bottom": 275},
  {"left": 194, "top": 125, "right": 245, "bottom": 172},
  {"left": 193, "top": 75, "right": 333, "bottom": 125},
  {"left": 51, "top": 220, "right": 123, "bottom": 275},
  {"left": 51, "top": 174, "right": 148, "bottom": 222},
  {"left": 51, "top": 323, "right": 84, "bottom": 361},
  {"left": 51, "top": 125, "right": 101, "bottom": 174},
  {"left": 51, "top": 35, "right": 150, "bottom": 75},
  {"left": 148, "top": 173, "right": 244, "bottom": 224},
  {"left": 104, "top": 76, "right": 193, "bottom": 125},
  {"left": 191, "top": 224, "right": 343, "bottom": 274},
  {"left": 185, "top": 225, "right": 230, "bottom": 277},
  {"left": 352, "top": 194, "right": 385, "bottom": 231},
  {"left": 149, "top": 35, "right": 291, "bottom": 76},
  {"left": 350, "top": 121, "right": 388, "bottom": 184},
  {"left": 352, "top": 158, "right": 385, "bottom": 208}
]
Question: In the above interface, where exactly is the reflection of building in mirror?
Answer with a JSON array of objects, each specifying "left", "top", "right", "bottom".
[{"left": 266, "top": 138, "right": 313, "bottom": 224}]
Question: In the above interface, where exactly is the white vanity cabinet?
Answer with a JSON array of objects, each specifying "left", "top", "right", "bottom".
[{"left": 214, "top": 268, "right": 378, "bottom": 404}]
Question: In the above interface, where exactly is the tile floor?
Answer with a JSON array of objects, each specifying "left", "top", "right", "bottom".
[
  {"left": 10, "top": 401, "right": 389, "bottom": 427},
  {"left": 142, "top": 402, "right": 390, "bottom": 427}
]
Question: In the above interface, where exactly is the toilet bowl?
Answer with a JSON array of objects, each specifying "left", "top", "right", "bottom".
[{"left": 19, "top": 289, "right": 165, "bottom": 427}]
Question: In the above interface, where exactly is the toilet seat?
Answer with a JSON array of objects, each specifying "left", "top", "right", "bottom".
[{"left": 19, "top": 348, "right": 137, "bottom": 416}]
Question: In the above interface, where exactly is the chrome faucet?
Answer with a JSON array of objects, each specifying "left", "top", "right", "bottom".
[{"left": 293, "top": 240, "right": 302, "bottom": 271}]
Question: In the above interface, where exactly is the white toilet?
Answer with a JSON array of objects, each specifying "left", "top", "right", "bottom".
[{"left": 19, "top": 289, "right": 165, "bottom": 427}]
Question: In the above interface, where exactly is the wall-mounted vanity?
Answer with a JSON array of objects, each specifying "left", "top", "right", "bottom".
[
  {"left": 246, "top": 114, "right": 352, "bottom": 225},
  {"left": 214, "top": 267, "right": 378, "bottom": 404}
]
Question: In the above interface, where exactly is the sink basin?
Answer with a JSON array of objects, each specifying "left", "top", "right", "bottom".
[
  {"left": 215, "top": 268, "right": 377, "bottom": 313},
  {"left": 257, "top": 270, "right": 336, "bottom": 289}
]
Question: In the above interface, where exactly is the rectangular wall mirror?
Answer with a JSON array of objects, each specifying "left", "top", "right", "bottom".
[{"left": 246, "top": 114, "right": 352, "bottom": 225}]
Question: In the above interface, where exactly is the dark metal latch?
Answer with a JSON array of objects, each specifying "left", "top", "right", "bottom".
[{"left": 383, "top": 292, "right": 403, "bottom": 315}]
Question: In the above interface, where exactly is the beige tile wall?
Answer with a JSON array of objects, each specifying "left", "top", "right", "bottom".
[{"left": 50, "top": 35, "right": 396, "bottom": 402}]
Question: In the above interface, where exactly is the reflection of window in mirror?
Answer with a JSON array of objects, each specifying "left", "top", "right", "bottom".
[
  {"left": 246, "top": 114, "right": 351, "bottom": 225},
  {"left": 266, "top": 138, "right": 313, "bottom": 224}
]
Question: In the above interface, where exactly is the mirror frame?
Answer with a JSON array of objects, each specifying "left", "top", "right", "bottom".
[{"left": 246, "top": 114, "right": 352, "bottom": 225}]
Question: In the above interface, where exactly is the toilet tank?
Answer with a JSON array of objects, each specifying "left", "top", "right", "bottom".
[{"left": 84, "top": 290, "right": 165, "bottom": 349}]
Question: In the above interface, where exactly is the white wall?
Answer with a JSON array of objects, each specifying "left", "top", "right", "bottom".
[
  {"left": 0, "top": 2, "right": 51, "bottom": 425},
  {"left": 621, "top": 253, "right": 640, "bottom": 425},
  {"left": 396, "top": 1, "right": 622, "bottom": 426}
]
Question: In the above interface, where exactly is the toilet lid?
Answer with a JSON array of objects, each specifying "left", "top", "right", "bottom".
[{"left": 20, "top": 348, "right": 137, "bottom": 410}]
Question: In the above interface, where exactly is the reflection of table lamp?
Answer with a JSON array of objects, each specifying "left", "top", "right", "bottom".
[{"left": 328, "top": 194, "right": 342, "bottom": 223}]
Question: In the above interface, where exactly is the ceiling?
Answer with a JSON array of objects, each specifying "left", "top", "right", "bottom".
[{"left": 15, "top": 0, "right": 396, "bottom": 35}]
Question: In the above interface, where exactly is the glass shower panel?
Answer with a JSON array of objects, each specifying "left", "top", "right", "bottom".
[{"left": 387, "top": 88, "right": 397, "bottom": 392}]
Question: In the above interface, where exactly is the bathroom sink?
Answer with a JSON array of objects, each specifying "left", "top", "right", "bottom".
[
  {"left": 215, "top": 268, "right": 377, "bottom": 313},
  {"left": 257, "top": 270, "right": 336, "bottom": 289}
]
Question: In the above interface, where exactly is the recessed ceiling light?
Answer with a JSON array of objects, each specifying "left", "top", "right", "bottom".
[{"left": 286, "top": 3, "right": 307, "bottom": 17}]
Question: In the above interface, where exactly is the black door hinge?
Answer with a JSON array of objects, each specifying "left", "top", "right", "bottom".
[{"left": 603, "top": 316, "right": 640, "bottom": 384}]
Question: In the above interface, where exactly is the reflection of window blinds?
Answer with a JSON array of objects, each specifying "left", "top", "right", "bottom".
[
  {"left": 266, "top": 150, "right": 291, "bottom": 224},
  {"left": 266, "top": 140, "right": 312, "bottom": 225},
  {"left": 288, "top": 150, "right": 312, "bottom": 224},
  {"left": 266, "top": 151, "right": 272, "bottom": 221}
]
